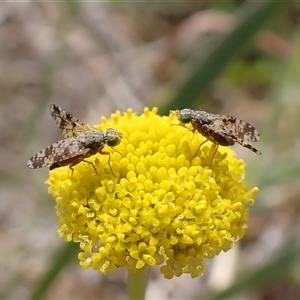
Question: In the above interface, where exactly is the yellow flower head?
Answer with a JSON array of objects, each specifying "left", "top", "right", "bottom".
[{"left": 46, "top": 107, "right": 258, "bottom": 279}]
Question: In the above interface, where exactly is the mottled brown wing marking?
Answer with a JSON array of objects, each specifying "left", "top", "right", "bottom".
[
  {"left": 49, "top": 139, "right": 91, "bottom": 164},
  {"left": 204, "top": 115, "right": 261, "bottom": 155},
  {"left": 26, "top": 138, "right": 90, "bottom": 169},
  {"left": 232, "top": 138, "right": 261, "bottom": 155},
  {"left": 218, "top": 116, "right": 260, "bottom": 143},
  {"left": 50, "top": 104, "right": 90, "bottom": 138}
]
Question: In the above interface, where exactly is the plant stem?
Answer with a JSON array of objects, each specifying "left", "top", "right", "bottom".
[{"left": 128, "top": 266, "right": 150, "bottom": 300}]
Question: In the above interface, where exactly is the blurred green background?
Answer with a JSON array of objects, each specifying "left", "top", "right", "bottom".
[{"left": 1, "top": 1, "right": 300, "bottom": 299}]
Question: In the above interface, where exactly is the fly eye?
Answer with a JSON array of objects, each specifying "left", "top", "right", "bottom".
[
  {"left": 106, "top": 136, "right": 121, "bottom": 147},
  {"left": 105, "top": 128, "right": 122, "bottom": 147},
  {"left": 179, "top": 113, "right": 191, "bottom": 124}
]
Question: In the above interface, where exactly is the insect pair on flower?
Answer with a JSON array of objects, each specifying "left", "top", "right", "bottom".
[{"left": 27, "top": 105, "right": 261, "bottom": 175}]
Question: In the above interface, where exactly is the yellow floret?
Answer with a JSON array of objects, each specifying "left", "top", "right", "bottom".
[{"left": 46, "top": 107, "right": 258, "bottom": 278}]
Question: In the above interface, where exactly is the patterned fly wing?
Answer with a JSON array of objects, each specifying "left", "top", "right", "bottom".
[
  {"left": 191, "top": 110, "right": 261, "bottom": 155},
  {"left": 26, "top": 138, "right": 89, "bottom": 169},
  {"left": 199, "top": 112, "right": 259, "bottom": 142},
  {"left": 173, "top": 108, "right": 261, "bottom": 157},
  {"left": 50, "top": 104, "right": 90, "bottom": 138}
]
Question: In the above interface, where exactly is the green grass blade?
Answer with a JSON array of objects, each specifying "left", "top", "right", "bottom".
[
  {"left": 30, "top": 242, "right": 78, "bottom": 300},
  {"left": 160, "top": 1, "right": 290, "bottom": 115}
]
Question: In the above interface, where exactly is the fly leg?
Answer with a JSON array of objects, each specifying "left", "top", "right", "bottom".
[{"left": 99, "top": 150, "right": 115, "bottom": 177}]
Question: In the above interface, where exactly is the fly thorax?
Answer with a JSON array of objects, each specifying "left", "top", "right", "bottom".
[
  {"left": 195, "top": 111, "right": 212, "bottom": 125},
  {"left": 79, "top": 131, "right": 105, "bottom": 153}
]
